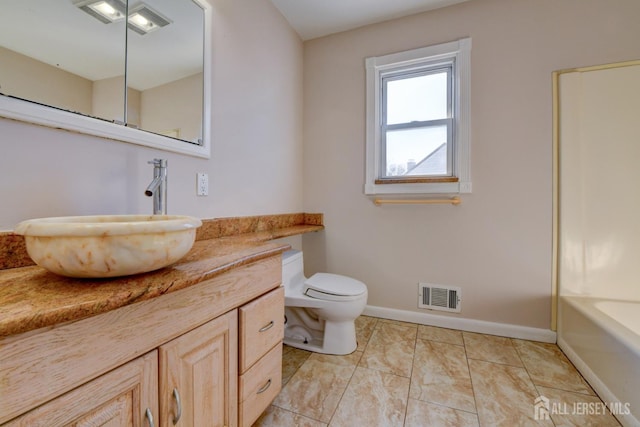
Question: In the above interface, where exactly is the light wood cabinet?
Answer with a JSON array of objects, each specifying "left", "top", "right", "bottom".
[
  {"left": 5, "top": 351, "right": 159, "bottom": 427},
  {"left": 6, "top": 313, "right": 240, "bottom": 427},
  {"left": 0, "top": 255, "right": 283, "bottom": 427},
  {"left": 238, "top": 344, "right": 282, "bottom": 427},
  {"left": 239, "top": 287, "right": 285, "bottom": 373},
  {"left": 159, "top": 310, "right": 238, "bottom": 427},
  {"left": 238, "top": 287, "right": 285, "bottom": 427}
]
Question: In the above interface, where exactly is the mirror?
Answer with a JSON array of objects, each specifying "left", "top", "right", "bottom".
[{"left": 0, "top": 0, "right": 210, "bottom": 158}]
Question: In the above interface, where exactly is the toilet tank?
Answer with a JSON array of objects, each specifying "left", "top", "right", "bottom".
[{"left": 281, "top": 249, "right": 304, "bottom": 287}]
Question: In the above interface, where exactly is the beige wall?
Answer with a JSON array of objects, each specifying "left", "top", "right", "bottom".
[
  {"left": 141, "top": 73, "right": 203, "bottom": 143},
  {"left": 0, "top": 46, "right": 92, "bottom": 115},
  {"left": 301, "top": 0, "right": 640, "bottom": 329},
  {"left": 0, "top": 0, "right": 303, "bottom": 230},
  {"left": 92, "top": 76, "right": 127, "bottom": 124}
]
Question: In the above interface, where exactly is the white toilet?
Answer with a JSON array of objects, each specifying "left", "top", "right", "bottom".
[{"left": 282, "top": 249, "right": 368, "bottom": 355}]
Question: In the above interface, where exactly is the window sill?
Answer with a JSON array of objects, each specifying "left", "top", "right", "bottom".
[
  {"left": 364, "top": 180, "right": 471, "bottom": 195},
  {"left": 374, "top": 177, "right": 459, "bottom": 185}
]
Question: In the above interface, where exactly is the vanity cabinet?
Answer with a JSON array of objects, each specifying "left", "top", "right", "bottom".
[
  {"left": 0, "top": 255, "right": 283, "bottom": 427},
  {"left": 5, "top": 313, "right": 238, "bottom": 427}
]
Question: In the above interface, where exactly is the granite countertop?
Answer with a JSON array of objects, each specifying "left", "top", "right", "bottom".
[{"left": 0, "top": 213, "right": 323, "bottom": 338}]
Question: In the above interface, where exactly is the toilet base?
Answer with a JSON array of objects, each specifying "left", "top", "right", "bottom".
[{"left": 283, "top": 316, "right": 358, "bottom": 355}]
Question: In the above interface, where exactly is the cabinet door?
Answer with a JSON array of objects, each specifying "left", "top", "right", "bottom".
[
  {"left": 5, "top": 351, "right": 158, "bottom": 427},
  {"left": 159, "top": 310, "right": 238, "bottom": 427}
]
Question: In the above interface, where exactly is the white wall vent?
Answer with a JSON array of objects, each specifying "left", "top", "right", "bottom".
[{"left": 418, "top": 283, "right": 461, "bottom": 313}]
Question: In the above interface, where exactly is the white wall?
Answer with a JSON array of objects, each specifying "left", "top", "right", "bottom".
[
  {"left": 559, "top": 64, "right": 640, "bottom": 301},
  {"left": 301, "top": 0, "right": 640, "bottom": 329},
  {"left": 0, "top": 0, "right": 303, "bottom": 230}
]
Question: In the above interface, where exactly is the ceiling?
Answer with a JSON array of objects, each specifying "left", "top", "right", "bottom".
[
  {"left": 270, "top": 0, "right": 472, "bottom": 41},
  {"left": 0, "top": 0, "right": 471, "bottom": 90}
]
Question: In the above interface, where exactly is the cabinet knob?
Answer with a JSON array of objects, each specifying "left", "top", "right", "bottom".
[
  {"left": 259, "top": 320, "right": 274, "bottom": 332},
  {"left": 145, "top": 408, "right": 155, "bottom": 427},
  {"left": 172, "top": 388, "right": 183, "bottom": 424}
]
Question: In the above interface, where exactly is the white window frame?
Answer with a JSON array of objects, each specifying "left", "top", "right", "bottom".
[{"left": 365, "top": 38, "right": 471, "bottom": 195}]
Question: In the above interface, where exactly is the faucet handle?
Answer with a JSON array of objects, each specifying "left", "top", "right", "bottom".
[{"left": 148, "top": 158, "right": 167, "bottom": 167}]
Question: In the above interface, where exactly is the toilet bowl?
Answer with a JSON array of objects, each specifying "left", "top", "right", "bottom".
[{"left": 282, "top": 249, "right": 368, "bottom": 355}]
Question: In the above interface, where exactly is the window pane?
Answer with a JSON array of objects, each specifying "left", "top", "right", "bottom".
[
  {"left": 386, "top": 72, "right": 448, "bottom": 125},
  {"left": 385, "top": 126, "right": 447, "bottom": 176}
]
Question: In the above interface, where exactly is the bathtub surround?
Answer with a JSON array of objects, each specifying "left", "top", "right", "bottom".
[
  {"left": 559, "top": 298, "right": 640, "bottom": 427},
  {"left": 556, "top": 63, "right": 640, "bottom": 426}
]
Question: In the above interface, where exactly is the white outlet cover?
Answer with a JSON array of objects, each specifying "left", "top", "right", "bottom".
[{"left": 196, "top": 173, "right": 208, "bottom": 196}]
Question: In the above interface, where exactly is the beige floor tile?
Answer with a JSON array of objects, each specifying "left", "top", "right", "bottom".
[
  {"left": 378, "top": 318, "right": 420, "bottom": 327},
  {"left": 329, "top": 367, "right": 409, "bottom": 427},
  {"left": 417, "top": 325, "right": 464, "bottom": 346},
  {"left": 355, "top": 315, "right": 378, "bottom": 331},
  {"left": 469, "top": 359, "right": 554, "bottom": 427},
  {"left": 252, "top": 405, "right": 328, "bottom": 427},
  {"left": 282, "top": 345, "right": 312, "bottom": 385},
  {"left": 405, "top": 399, "right": 479, "bottom": 427},
  {"left": 536, "top": 386, "right": 621, "bottom": 427},
  {"left": 359, "top": 323, "right": 416, "bottom": 377},
  {"left": 409, "top": 339, "right": 476, "bottom": 412},
  {"left": 355, "top": 315, "right": 378, "bottom": 351},
  {"left": 463, "top": 332, "right": 523, "bottom": 367},
  {"left": 359, "top": 340, "right": 415, "bottom": 378},
  {"left": 273, "top": 351, "right": 361, "bottom": 423},
  {"left": 374, "top": 320, "right": 418, "bottom": 342},
  {"left": 513, "top": 339, "right": 594, "bottom": 395}
]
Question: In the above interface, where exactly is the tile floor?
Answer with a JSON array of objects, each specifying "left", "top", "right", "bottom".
[{"left": 254, "top": 316, "right": 621, "bottom": 427}]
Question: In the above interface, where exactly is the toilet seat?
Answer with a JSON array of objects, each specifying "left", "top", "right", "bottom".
[{"left": 304, "top": 273, "right": 367, "bottom": 302}]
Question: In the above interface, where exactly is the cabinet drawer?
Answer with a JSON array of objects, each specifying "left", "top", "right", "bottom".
[
  {"left": 238, "top": 344, "right": 282, "bottom": 427},
  {"left": 239, "top": 287, "right": 284, "bottom": 373}
]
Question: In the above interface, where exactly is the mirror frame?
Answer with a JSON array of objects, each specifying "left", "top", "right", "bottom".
[{"left": 0, "top": 0, "right": 211, "bottom": 159}]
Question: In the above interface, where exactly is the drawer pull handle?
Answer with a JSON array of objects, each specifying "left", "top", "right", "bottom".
[
  {"left": 259, "top": 320, "right": 274, "bottom": 333},
  {"left": 172, "top": 388, "right": 182, "bottom": 424},
  {"left": 145, "top": 408, "right": 155, "bottom": 427},
  {"left": 257, "top": 378, "right": 272, "bottom": 394}
]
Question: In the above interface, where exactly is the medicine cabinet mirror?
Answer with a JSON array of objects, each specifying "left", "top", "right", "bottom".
[{"left": 0, "top": 0, "right": 211, "bottom": 158}]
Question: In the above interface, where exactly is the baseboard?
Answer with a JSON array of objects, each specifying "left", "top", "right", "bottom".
[{"left": 363, "top": 305, "right": 557, "bottom": 343}]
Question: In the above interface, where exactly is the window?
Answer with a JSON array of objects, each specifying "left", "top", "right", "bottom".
[{"left": 365, "top": 38, "right": 471, "bottom": 195}]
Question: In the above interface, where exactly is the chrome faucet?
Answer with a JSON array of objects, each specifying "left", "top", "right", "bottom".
[{"left": 145, "top": 159, "right": 167, "bottom": 215}]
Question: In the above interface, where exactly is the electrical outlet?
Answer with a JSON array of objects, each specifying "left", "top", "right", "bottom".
[{"left": 196, "top": 173, "right": 208, "bottom": 196}]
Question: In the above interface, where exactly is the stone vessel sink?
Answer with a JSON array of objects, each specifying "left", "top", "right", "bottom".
[{"left": 14, "top": 215, "right": 202, "bottom": 278}]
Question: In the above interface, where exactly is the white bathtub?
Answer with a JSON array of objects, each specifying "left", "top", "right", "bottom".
[{"left": 558, "top": 297, "right": 640, "bottom": 426}]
